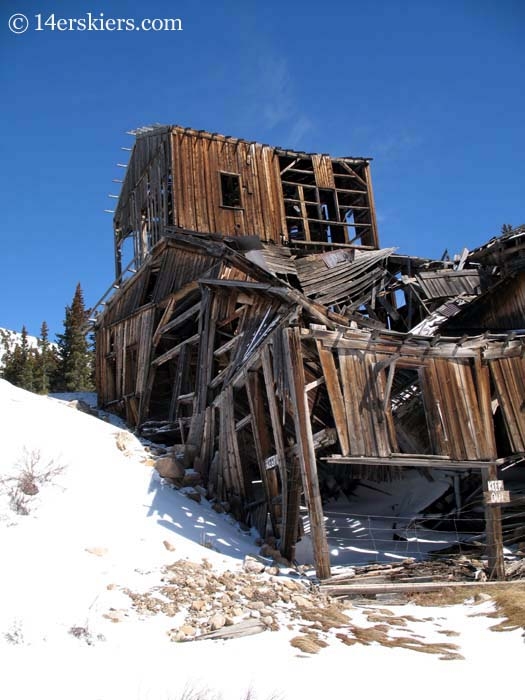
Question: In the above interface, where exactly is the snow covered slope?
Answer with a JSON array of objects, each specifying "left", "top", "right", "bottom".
[{"left": 0, "top": 379, "right": 522, "bottom": 700}]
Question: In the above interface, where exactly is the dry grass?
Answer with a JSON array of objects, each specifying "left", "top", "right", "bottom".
[
  {"left": 408, "top": 583, "right": 525, "bottom": 632},
  {"left": 346, "top": 623, "right": 464, "bottom": 660},
  {"left": 290, "top": 633, "right": 328, "bottom": 654},
  {"left": 486, "top": 586, "right": 525, "bottom": 631},
  {"left": 295, "top": 603, "right": 350, "bottom": 631}
]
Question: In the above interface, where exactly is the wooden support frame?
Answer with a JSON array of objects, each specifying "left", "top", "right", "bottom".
[{"left": 283, "top": 326, "right": 331, "bottom": 579}]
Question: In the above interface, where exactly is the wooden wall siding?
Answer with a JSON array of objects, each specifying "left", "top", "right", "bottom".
[
  {"left": 421, "top": 358, "right": 489, "bottom": 461},
  {"left": 152, "top": 248, "right": 215, "bottom": 302},
  {"left": 489, "top": 356, "right": 525, "bottom": 452},
  {"left": 99, "top": 305, "right": 156, "bottom": 406},
  {"left": 312, "top": 154, "right": 336, "bottom": 189},
  {"left": 416, "top": 270, "right": 481, "bottom": 299},
  {"left": 295, "top": 247, "right": 394, "bottom": 310},
  {"left": 443, "top": 273, "right": 525, "bottom": 333},
  {"left": 171, "top": 130, "right": 286, "bottom": 242},
  {"left": 102, "top": 266, "right": 150, "bottom": 326},
  {"left": 114, "top": 129, "right": 173, "bottom": 274},
  {"left": 337, "top": 349, "right": 392, "bottom": 457}
]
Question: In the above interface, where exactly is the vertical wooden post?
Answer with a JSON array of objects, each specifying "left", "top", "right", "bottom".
[
  {"left": 283, "top": 327, "right": 331, "bottom": 579},
  {"left": 245, "top": 370, "right": 280, "bottom": 537},
  {"left": 188, "top": 288, "right": 216, "bottom": 450},
  {"left": 482, "top": 465, "right": 505, "bottom": 580},
  {"left": 261, "top": 346, "right": 298, "bottom": 562},
  {"left": 474, "top": 356, "right": 505, "bottom": 580}
]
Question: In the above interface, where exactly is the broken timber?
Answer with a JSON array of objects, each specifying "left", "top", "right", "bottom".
[{"left": 95, "top": 125, "right": 525, "bottom": 580}]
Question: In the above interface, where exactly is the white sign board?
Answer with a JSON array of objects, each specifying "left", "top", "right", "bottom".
[
  {"left": 487, "top": 480, "right": 505, "bottom": 492},
  {"left": 484, "top": 490, "right": 510, "bottom": 505},
  {"left": 264, "top": 454, "right": 278, "bottom": 470}
]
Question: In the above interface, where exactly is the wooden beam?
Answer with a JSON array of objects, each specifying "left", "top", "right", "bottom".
[
  {"left": 323, "top": 455, "right": 497, "bottom": 470},
  {"left": 473, "top": 355, "right": 505, "bottom": 580},
  {"left": 245, "top": 370, "right": 280, "bottom": 537},
  {"left": 315, "top": 339, "right": 350, "bottom": 456},
  {"left": 151, "top": 333, "right": 200, "bottom": 367},
  {"left": 283, "top": 327, "right": 331, "bottom": 579},
  {"left": 261, "top": 346, "right": 292, "bottom": 556}
]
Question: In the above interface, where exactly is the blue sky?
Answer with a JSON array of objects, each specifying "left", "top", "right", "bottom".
[{"left": 1, "top": 0, "right": 524, "bottom": 338}]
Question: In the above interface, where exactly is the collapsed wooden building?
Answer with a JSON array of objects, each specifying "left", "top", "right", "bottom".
[{"left": 95, "top": 126, "right": 525, "bottom": 579}]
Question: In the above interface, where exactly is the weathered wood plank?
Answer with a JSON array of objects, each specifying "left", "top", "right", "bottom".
[
  {"left": 315, "top": 340, "right": 350, "bottom": 456},
  {"left": 283, "top": 327, "right": 331, "bottom": 579}
]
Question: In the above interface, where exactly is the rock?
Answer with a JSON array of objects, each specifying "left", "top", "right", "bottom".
[
  {"left": 243, "top": 556, "right": 266, "bottom": 574},
  {"left": 183, "top": 487, "right": 201, "bottom": 503},
  {"left": 179, "top": 624, "right": 196, "bottom": 637},
  {"left": 66, "top": 399, "right": 98, "bottom": 417},
  {"left": 292, "top": 595, "right": 314, "bottom": 608},
  {"left": 183, "top": 444, "right": 199, "bottom": 468},
  {"left": 191, "top": 599, "right": 207, "bottom": 612},
  {"left": 265, "top": 566, "right": 280, "bottom": 576},
  {"left": 260, "top": 544, "right": 281, "bottom": 559},
  {"left": 163, "top": 540, "right": 176, "bottom": 552},
  {"left": 116, "top": 431, "right": 136, "bottom": 453},
  {"left": 281, "top": 578, "right": 301, "bottom": 591},
  {"left": 250, "top": 610, "right": 261, "bottom": 619},
  {"left": 212, "top": 502, "right": 225, "bottom": 514},
  {"left": 209, "top": 613, "right": 226, "bottom": 631},
  {"left": 155, "top": 455, "right": 185, "bottom": 480},
  {"left": 182, "top": 470, "right": 202, "bottom": 487}
]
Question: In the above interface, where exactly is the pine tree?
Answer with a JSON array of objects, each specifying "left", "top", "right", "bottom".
[
  {"left": 35, "top": 320, "right": 59, "bottom": 393},
  {"left": 18, "top": 326, "right": 35, "bottom": 391},
  {"left": 56, "top": 283, "right": 94, "bottom": 392},
  {"left": 501, "top": 223, "right": 513, "bottom": 235},
  {"left": 1, "top": 332, "right": 22, "bottom": 385},
  {"left": 2, "top": 326, "right": 35, "bottom": 390}
]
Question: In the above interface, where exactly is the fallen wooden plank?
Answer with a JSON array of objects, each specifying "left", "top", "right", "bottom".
[
  {"left": 188, "top": 619, "right": 268, "bottom": 642},
  {"left": 322, "top": 579, "right": 525, "bottom": 597}
]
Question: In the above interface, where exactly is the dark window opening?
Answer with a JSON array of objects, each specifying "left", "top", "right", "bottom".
[
  {"left": 143, "top": 267, "right": 160, "bottom": 304},
  {"left": 220, "top": 172, "right": 242, "bottom": 208}
]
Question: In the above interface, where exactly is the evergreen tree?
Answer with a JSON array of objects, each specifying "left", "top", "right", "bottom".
[
  {"left": 18, "top": 326, "right": 35, "bottom": 391},
  {"left": 2, "top": 326, "right": 35, "bottom": 390},
  {"left": 56, "top": 283, "right": 94, "bottom": 392},
  {"left": 501, "top": 223, "right": 513, "bottom": 235},
  {"left": 35, "top": 320, "right": 59, "bottom": 393}
]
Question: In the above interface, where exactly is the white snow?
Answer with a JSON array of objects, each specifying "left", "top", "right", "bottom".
[{"left": 0, "top": 378, "right": 522, "bottom": 700}]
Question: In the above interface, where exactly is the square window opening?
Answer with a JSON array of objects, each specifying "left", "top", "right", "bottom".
[{"left": 220, "top": 172, "right": 242, "bottom": 208}]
